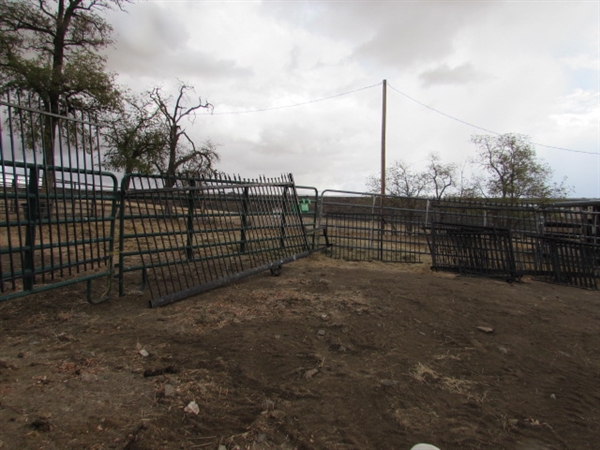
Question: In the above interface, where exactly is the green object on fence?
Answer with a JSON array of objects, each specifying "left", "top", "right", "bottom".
[{"left": 300, "top": 198, "right": 311, "bottom": 213}]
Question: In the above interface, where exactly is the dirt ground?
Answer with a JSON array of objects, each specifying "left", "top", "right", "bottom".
[{"left": 0, "top": 254, "right": 599, "bottom": 450}]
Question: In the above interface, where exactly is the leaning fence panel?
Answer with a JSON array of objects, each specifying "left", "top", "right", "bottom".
[
  {"left": 0, "top": 96, "right": 118, "bottom": 302},
  {"left": 427, "top": 223, "right": 518, "bottom": 280},
  {"left": 428, "top": 198, "right": 600, "bottom": 288},
  {"left": 119, "top": 173, "right": 318, "bottom": 307}
]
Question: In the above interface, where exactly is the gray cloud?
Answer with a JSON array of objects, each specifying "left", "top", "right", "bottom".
[
  {"left": 263, "top": 2, "right": 495, "bottom": 69},
  {"left": 102, "top": 1, "right": 598, "bottom": 197},
  {"left": 419, "top": 63, "right": 489, "bottom": 87},
  {"left": 105, "top": 3, "right": 252, "bottom": 83}
]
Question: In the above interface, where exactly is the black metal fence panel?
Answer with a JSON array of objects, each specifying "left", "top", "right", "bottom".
[
  {"left": 531, "top": 236, "right": 598, "bottom": 289},
  {"left": 0, "top": 96, "right": 118, "bottom": 302},
  {"left": 119, "top": 173, "right": 318, "bottom": 307},
  {"left": 319, "top": 190, "right": 429, "bottom": 263},
  {"left": 427, "top": 223, "right": 518, "bottom": 280},
  {"left": 429, "top": 198, "right": 600, "bottom": 288}
]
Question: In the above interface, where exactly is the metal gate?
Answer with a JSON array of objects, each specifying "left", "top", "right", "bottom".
[
  {"left": 427, "top": 223, "right": 518, "bottom": 281},
  {"left": 319, "top": 190, "right": 428, "bottom": 262},
  {"left": 119, "top": 173, "right": 319, "bottom": 307},
  {"left": 1, "top": 97, "right": 118, "bottom": 302}
]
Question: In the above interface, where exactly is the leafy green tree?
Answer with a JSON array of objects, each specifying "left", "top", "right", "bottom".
[
  {"left": 0, "top": 0, "right": 127, "bottom": 187},
  {"left": 471, "top": 133, "right": 570, "bottom": 200},
  {"left": 103, "top": 94, "right": 166, "bottom": 174}
]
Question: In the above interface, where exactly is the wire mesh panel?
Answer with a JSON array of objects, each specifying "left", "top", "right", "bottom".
[
  {"left": 427, "top": 223, "right": 518, "bottom": 280},
  {"left": 119, "top": 173, "right": 315, "bottom": 307},
  {"left": 0, "top": 97, "right": 118, "bottom": 302},
  {"left": 320, "top": 190, "right": 428, "bottom": 262}
]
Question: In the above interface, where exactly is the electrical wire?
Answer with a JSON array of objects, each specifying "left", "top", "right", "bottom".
[
  {"left": 199, "top": 78, "right": 595, "bottom": 156},
  {"left": 206, "top": 82, "right": 380, "bottom": 115},
  {"left": 387, "top": 82, "right": 598, "bottom": 156}
]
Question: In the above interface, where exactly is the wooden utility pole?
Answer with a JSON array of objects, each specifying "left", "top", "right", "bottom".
[{"left": 380, "top": 79, "right": 387, "bottom": 196}]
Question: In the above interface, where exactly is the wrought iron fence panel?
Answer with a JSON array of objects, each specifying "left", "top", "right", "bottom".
[
  {"left": 119, "top": 173, "right": 317, "bottom": 307},
  {"left": 427, "top": 223, "right": 518, "bottom": 280},
  {"left": 1, "top": 96, "right": 118, "bottom": 302},
  {"left": 429, "top": 198, "right": 600, "bottom": 288}
]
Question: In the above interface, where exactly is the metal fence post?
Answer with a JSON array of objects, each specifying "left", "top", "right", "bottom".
[
  {"left": 118, "top": 176, "right": 128, "bottom": 297},
  {"left": 280, "top": 185, "right": 288, "bottom": 249},
  {"left": 185, "top": 179, "right": 196, "bottom": 260},
  {"left": 23, "top": 166, "right": 39, "bottom": 290},
  {"left": 240, "top": 186, "right": 249, "bottom": 253}
]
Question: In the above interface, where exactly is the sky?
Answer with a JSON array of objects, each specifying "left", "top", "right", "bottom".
[{"left": 104, "top": 0, "right": 599, "bottom": 198}]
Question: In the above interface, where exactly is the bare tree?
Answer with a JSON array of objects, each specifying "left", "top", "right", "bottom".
[
  {"left": 149, "top": 83, "right": 219, "bottom": 186},
  {"left": 368, "top": 155, "right": 457, "bottom": 200},
  {"left": 424, "top": 153, "right": 456, "bottom": 200},
  {"left": 368, "top": 160, "right": 428, "bottom": 198}
]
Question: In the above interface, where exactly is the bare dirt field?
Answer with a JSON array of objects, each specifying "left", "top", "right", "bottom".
[{"left": 1, "top": 254, "right": 599, "bottom": 450}]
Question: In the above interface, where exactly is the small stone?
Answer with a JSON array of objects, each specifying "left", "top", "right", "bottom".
[
  {"left": 184, "top": 401, "right": 200, "bottom": 415},
  {"left": 498, "top": 347, "right": 508, "bottom": 354},
  {"left": 139, "top": 349, "right": 150, "bottom": 358},
  {"left": 379, "top": 379, "right": 398, "bottom": 387},
  {"left": 269, "top": 410, "right": 286, "bottom": 420},
  {"left": 164, "top": 384, "right": 176, "bottom": 397},
  {"left": 218, "top": 445, "right": 227, "bottom": 450},
  {"left": 317, "top": 329, "right": 325, "bottom": 336},
  {"left": 550, "top": 393, "right": 556, "bottom": 400},
  {"left": 304, "top": 368, "right": 319, "bottom": 379},
  {"left": 262, "top": 399, "right": 275, "bottom": 411},
  {"left": 80, "top": 371, "right": 98, "bottom": 382},
  {"left": 477, "top": 326, "right": 494, "bottom": 334}
]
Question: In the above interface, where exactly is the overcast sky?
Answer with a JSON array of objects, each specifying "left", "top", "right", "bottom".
[{"left": 104, "top": 0, "right": 599, "bottom": 198}]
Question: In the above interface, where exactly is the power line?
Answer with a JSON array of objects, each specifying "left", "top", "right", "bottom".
[
  {"left": 387, "top": 82, "right": 598, "bottom": 156},
  {"left": 207, "top": 82, "right": 380, "bottom": 115}
]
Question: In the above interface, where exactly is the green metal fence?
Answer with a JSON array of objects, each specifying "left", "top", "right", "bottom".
[
  {"left": 1, "top": 96, "right": 118, "bottom": 302},
  {"left": 319, "top": 190, "right": 428, "bottom": 262},
  {"left": 2, "top": 96, "right": 598, "bottom": 303},
  {"left": 118, "top": 173, "right": 322, "bottom": 307}
]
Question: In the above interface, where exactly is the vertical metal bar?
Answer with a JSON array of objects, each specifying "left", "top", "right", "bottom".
[
  {"left": 280, "top": 185, "right": 288, "bottom": 249},
  {"left": 118, "top": 176, "right": 129, "bottom": 297},
  {"left": 23, "top": 166, "right": 39, "bottom": 290},
  {"left": 185, "top": 179, "right": 196, "bottom": 260},
  {"left": 240, "top": 186, "right": 249, "bottom": 253}
]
